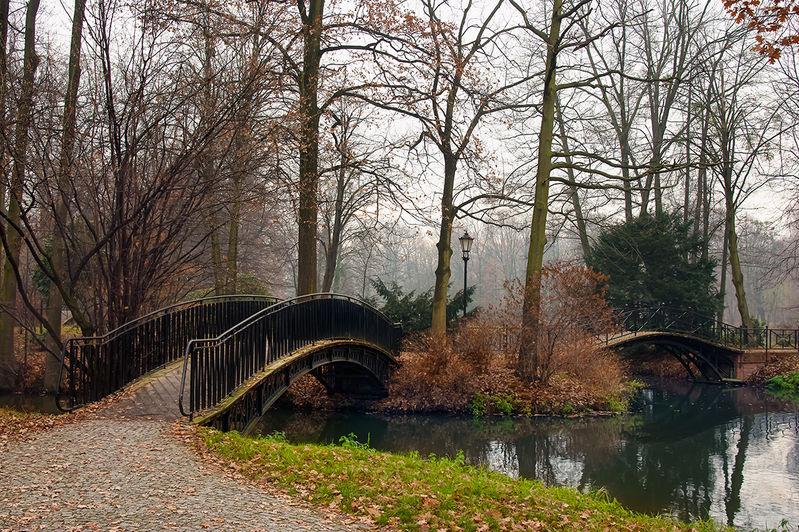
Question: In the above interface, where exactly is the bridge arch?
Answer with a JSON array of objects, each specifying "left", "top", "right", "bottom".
[
  {"left": 179, "top": 293, "right": 402, "bottom": 430},
  {"left": 194, "top": 340, "right": 395, "bottom": 433},
  {"left": 607, "top": 332, "right": 741, "bottom": 382}
]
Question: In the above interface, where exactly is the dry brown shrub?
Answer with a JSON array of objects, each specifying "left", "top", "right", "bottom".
[
  {"left": 283, "top": 264, "right": 630, "bottom": 414},
  {"left": 490, "top": 263, "right": 621, "bottom": 386},
  {"left": 383, "top": 333, "right": 479, "bottom": 411},
  {"left": 746, "top": 353, "right": 799, "bottom": 385},
  {"left": 452, "top": 317, "right": 499, "bottom": 368}
]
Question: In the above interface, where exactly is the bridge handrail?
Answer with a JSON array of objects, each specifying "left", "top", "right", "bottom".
[
  {"left": 64, "top": 294, "right": 280, "bottom": 346},
  {"left": 609, "top": 306, "right": 799, "bottom": 351},
  {"left": 178, "top": 292, "right": 402, "bottom": 418},
  {"left": 57, "top": 294, "right": 280, "bottom": 410}
]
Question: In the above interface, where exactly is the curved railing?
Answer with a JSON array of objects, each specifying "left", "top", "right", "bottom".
[
  {"left": 58, "top": 294, "right": 279, "bottom": 410},
  {"left": 179, "top": 293, "right": 402, "bottom": 418},
  {"left": 608, "top": 306, "right": 799, "bottom": 351}
]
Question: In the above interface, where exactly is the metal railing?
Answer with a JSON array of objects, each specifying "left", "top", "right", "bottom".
[
  {"left": 608, "top": 306, "right": 799, "bottom": 352},
  {"left": 57, "top": 295, "right": 279, "bottom": 410},
  {"left": 179, "top": 293, "right": 402, "bottom": 418}
]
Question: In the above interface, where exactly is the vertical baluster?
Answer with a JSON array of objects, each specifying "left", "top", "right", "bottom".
[
  {"left": 189, "top": 346, "right": 196, "bottom": 413},
  {"left": 79, "top": 343, "right": 86, "bottom": 405}
]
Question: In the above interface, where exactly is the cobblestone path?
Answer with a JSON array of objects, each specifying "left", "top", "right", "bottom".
[{"left": 0, "top": 365, "right": 365, "bottom": 531}]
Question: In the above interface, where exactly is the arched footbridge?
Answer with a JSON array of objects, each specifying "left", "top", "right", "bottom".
[
  {"left": 58, "top": 294, "right": 401, "bottom": 432},
  {"left": 605, "top": 307, "right": 799, "bottom": 383}
]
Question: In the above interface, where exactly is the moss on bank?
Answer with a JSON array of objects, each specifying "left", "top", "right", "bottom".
[{"left": 201, "top": 427, "right": 727, "bottom": 531}]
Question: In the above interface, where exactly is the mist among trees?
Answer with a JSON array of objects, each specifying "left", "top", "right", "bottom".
[{"left": 0, "top": 0, "right": 798, "bottom": 390}]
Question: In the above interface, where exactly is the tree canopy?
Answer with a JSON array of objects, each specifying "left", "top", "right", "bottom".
[{"left": 586, "top": 213, "right": 718, "bottom": 319}]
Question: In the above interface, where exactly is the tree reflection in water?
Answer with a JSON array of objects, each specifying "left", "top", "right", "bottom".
[{"left": 251, "top": 382, "right": 799, "bottom": 529}]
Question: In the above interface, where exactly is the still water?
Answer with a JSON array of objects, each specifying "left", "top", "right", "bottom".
[
  {"left": 0, "top": 394, "right": 59, "bottom": 414},
  {"left": 252, "top": 382, "right": 799, "bottom": 530}
]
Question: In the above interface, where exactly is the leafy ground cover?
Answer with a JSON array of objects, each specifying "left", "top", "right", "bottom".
[
  {"left": 200, "top": 427, "right": 727, "bottom": 532},
  {"left": 0, "top": 407, "right": 63, "bottom": 448},
  {"left": 748, "top": 354, "right": 799, "bottom": 392}
]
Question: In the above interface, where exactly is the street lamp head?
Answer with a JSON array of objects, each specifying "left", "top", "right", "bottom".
[{"left": 459, "top": 230, "right": 474, "bottom": 260}]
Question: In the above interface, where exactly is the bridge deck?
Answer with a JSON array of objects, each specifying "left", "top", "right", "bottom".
[{"left": 98, "top": 360, "right": 185, "bottom": 421}]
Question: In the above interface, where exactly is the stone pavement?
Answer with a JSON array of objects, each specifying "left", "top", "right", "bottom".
[{"left": 0, "top": 364, "right": 366, "bottom": 531}]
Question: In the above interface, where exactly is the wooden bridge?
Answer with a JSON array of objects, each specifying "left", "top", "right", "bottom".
[
  {"left": 57, "top": 294, "right": 402, "bottom": 432},
  {"left": 606, "top": 307, "right": 799, "bottom": 383}
]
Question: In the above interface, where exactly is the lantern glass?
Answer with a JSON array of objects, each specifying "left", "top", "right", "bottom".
[{"left": 459, "top": 231, "right": 474, "bottom": 258}]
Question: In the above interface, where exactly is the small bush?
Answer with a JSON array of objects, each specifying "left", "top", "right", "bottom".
[
  {"left": 493, "top": 393, "right": 514, "bottom": 416},
  {"left": 468, "top": 392, "right": 517, "bottom": 417},
  {"left": 766, "top": 372, "right": 799, "bottom": 396},
  {"left": 469, "top": 393, "right": 488, "bottom": 416}
]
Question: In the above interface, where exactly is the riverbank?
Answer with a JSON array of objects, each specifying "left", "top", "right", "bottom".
[
  {"left": 0, "top": 407, "right": 362, "bottom": 531},
  {"left": 200, "top": 426, "right": 728, "bottom": 531},
  {"left": 0, "top": 406, "right": 725, "bottom": 531}
]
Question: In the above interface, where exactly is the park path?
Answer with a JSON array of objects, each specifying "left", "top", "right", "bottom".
[{"left": 0, "top": 365, "right": 366, "bottom": 531}]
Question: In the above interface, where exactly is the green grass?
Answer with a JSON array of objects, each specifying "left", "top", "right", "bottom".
[
  {"left": 766, "top": 372, "right": 799, "bottom": 401},
  {"left": 201, "top": 427, "right": 728, "bottom": 531}
]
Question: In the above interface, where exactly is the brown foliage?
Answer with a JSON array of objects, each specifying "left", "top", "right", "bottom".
[
  {"left": 746, "top": 353, "right": 799, "bottom": 385},
  {"left": 516, "top": 262, "right": 619, "bottom": 384},
  {"left": 724, "top": 0, "right": 799, "bottom": 61},
  {"left": 283, "top": 263, "right": 628, "bottom": 414}
]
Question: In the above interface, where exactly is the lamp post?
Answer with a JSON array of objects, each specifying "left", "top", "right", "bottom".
[{"left": 458, "top": 231, "right": 474, "bottom": 318}]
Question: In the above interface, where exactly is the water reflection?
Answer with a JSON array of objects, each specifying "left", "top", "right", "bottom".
[
  {"left": 0, "top": 394, "right": 59, "bottom": 414},
  {"left": 253, "top": 383, "right": 799, "bottom": 529}
]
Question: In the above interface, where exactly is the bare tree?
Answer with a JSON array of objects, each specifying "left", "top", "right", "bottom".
[
  {"left": 699, "top": 26, "right": 785, "bottom": 330},
  {"left": 0, "top": 0, "right": 41, "bottom": 391},
  {"left": 367, "top": 0, "right": 537, "bottom": 336}
]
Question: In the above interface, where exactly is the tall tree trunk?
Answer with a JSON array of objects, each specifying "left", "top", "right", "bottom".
[
  {"left": 555, "top": 96, "right": 589, "bottom": 259},
  {"left": 225, "top": 173, "right": 242, "bottom": 294},
  {"left": 225, "top": 21, "right": 262, "bottom": 296},
  {"left": 0, "top": 0, "right": 9, "bottom": 215},
  {"left": 621, "top": 132, "right": 633, "bottom": 222},
  {"left": 718, "top": 216, "right": 728, "bottom": 324},
  {"left": 209, "top": 210, "right": 225, "bottom": 294},
  {"left": 321, "top": 163, "right": 346, "bottom": 292},
  {"left": 725, "top": 193, "right": 753, "bottom": 332},
  {"left": 684, "top": 85, "right": 691, "bottom": 226},
  {"left": 0, "top": 0, "right": 40, "bottom": 390},
  {"left": 692, "top": 103, "right": 709, "bottom": 263},
  {"left": 431, "top": 154, "right": 456, "bottom": 336},
  {"left": 44, "top": 0, "right": 86, "bottom": 392},
  {"left": 519, "top": 0, "right": 561, "bottom": 381},
  {"left": 197, "top": 18, "right": 225, "bottom": 296},
  {"left": 296, "top": 0, "right": 324, "bottom": 295}
]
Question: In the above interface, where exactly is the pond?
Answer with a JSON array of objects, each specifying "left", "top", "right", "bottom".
[
  {"left": 251, "top": 381, "right": 799, "bottom": 530},
  {"left": 0, "top": 393, "right": 60, "bottom": 414}
]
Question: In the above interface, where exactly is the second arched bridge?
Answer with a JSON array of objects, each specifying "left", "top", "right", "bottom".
[{"left": 605, "top": 307, "right": 798, "bottom": 382}]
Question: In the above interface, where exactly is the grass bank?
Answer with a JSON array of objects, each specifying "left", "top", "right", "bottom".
[{"left": 201, "top": 427, "right": 726, "bottom": 531}]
